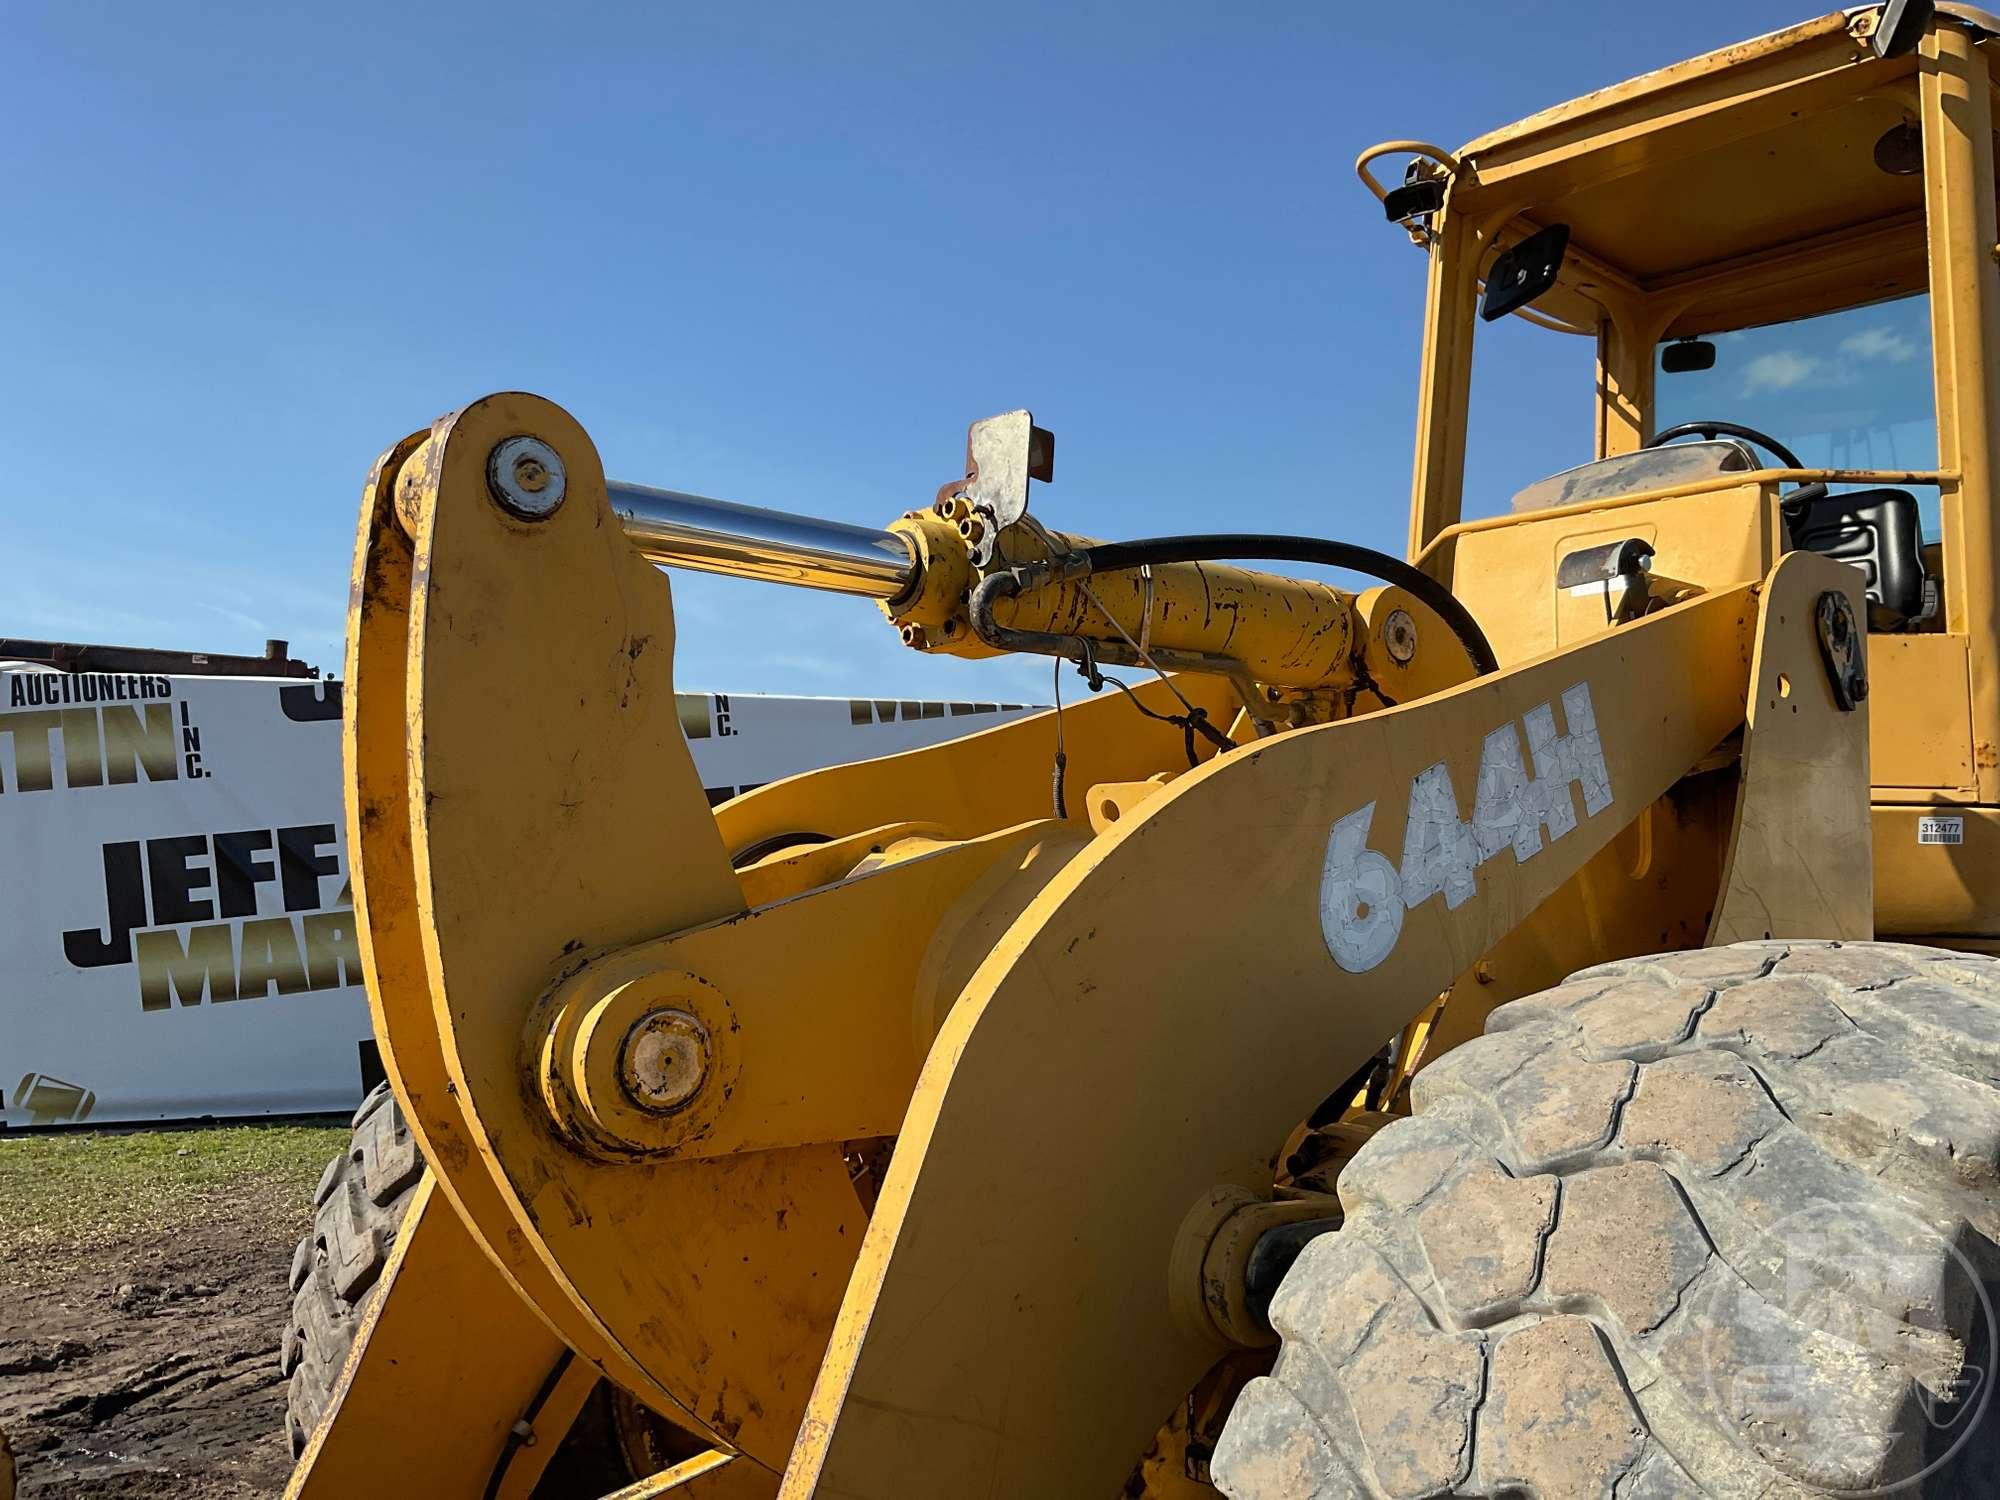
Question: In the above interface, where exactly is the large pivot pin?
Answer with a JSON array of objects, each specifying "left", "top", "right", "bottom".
[{"left": 488, "top": 435, "right": 568, "bottom": 519}]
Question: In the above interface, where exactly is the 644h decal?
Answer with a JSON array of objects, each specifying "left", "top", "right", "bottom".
[{"left": 1319, "top": 681, "right": 1614, "bottom": 974}]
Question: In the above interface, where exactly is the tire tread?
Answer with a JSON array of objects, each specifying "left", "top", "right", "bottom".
[
  {"left": 280, "top": 1080, "right": 423, "bottom": 1458},
  {"left": 1214, "top": 942, "right": 2000, "bottom": 1499}
]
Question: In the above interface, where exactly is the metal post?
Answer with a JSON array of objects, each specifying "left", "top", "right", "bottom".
[{"left": 1919, "top": 24, "right": 2000, "bottom": 802}]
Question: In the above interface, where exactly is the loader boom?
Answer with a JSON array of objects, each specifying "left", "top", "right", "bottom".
[{"left": 294, "top": 387, "right": 1866, "bottom": 1497}]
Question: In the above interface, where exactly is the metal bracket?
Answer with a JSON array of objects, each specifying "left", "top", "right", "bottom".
[
  {"left": 1815, "top": 588, "right": 1868, "bottom": 711},
  {"left": 1863, "top": 0, "right": 1934, "bottom": 61},
  {"left": 1708, "top": 556, "right": 1872, "bottom": 944},
  {"left": 961, "top": 410, "right": 1054, "bottom": 567},
  {"left": 1556, "top": 536, "right": 1655, "bottom": 625}
]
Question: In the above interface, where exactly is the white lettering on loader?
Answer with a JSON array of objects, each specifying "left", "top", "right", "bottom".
[{"left": 1320, "top": 681, "right": 1613, "bottom": 974}]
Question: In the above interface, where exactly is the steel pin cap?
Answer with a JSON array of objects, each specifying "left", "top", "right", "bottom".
[
  {"left": 619, "top": 1009, "right": 710, "bottom": 1113},
  {"left": 488, "top": 436, "right": 568, "bottom": 520}
]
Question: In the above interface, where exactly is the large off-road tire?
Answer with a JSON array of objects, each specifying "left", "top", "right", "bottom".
[
  {"left": 278, "top": 1080, "right": 426, "bottom": 1457},
  {"left": 1214, "top": 941, "right": 2000, "bottom": 1498}
]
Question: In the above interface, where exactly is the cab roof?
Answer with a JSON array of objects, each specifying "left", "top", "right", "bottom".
[{"left": 1442, "top": 6, "right": 2000, "bottom": 313}]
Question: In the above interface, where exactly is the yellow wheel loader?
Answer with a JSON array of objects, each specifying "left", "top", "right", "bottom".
[{"left": 281, "top": 5, "right": 2000, "bottom": 1495}]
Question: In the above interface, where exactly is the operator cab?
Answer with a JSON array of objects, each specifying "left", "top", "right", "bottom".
[{"left": 1375, "top": 4, "right": 1978, "bottom": 659}]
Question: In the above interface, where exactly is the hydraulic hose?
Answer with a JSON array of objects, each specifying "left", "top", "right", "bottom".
[{"left": 1074, "top": 534, "right": 1498, "bottom": 675}]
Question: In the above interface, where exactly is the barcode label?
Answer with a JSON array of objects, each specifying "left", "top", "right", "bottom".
[{"left": 1919, "top": 815, "right": 1965, "bottom": 846}]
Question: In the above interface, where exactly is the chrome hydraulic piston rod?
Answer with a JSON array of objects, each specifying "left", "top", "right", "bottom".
[{"left": 608, "top": 482, "right": 916, "bottom": 600}]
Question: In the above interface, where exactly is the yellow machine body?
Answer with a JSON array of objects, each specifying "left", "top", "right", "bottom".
[{"left": 290, "top": 6, "right": 2000, "bottom": 1497}]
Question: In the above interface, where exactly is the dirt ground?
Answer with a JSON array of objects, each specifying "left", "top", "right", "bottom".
[{"left": 0, "top": 1122, "right": 345, "bottom": 1498}]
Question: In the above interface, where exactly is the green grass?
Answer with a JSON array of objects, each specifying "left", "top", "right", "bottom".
[{"left": 0, "top": 1121, "right": 348, "bottom": 1262}]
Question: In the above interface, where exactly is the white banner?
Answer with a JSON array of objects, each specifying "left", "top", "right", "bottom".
[{"left": 0, "top": 669, "right": 1034, "bottom": 1127}]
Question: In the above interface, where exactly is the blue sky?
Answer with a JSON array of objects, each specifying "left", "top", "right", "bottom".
[{"left": 3, "top": 3, "right": 1854, "bottom": 702}]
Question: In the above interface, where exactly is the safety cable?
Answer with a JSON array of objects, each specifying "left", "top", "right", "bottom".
[
  {"left": 1050, "top": 655, "right": 1068, "bottom": 820},
  {"left": 1095, "top": 670, "right": 1224, "bottom": 767},
  {"left": 1020, "top": 516, "right": 1236, "bottom": 767},
  {"left": 1047, "top": 640, "right": 1224, "bottom": 818},
  {"left": 1076, "top": 579, "right": 1231, "bottom": 752}
]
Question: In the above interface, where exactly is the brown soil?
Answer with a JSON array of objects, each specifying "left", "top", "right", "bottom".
[
  {"left": 0, "top": 1223, "right": 295, "bottom": 1498},
  {"left": 0, "top": 1122, "right": 342, "bottom": 1500}
]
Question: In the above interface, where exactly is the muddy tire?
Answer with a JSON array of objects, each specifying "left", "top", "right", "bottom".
[
  {"left": 278, "top": 1080, "right": 424, "bottom": 1458},
  {"left": 1214, "top": 941, "right": 2000, "bottom": 1498}
]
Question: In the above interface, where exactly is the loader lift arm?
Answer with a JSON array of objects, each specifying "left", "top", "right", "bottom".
[{"left": 294, "top": 390, "right": 1868, "bottom": 1497}]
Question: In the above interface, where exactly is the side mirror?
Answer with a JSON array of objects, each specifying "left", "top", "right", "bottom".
[
  {"left": 1660, "top": 338, "right": 1717, "bottom": 374},
  {"left": 1479, "top": 223, "right": 1570, "bottom": 322},
  {"left": 1871, "top": 0, "right": 1934, "bottom": 60},
  {"left": 1382, "top": 177, "right": 1446, "bottom": 226}
]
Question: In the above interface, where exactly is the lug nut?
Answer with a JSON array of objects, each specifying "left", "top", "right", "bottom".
[
  {"left": 619, "top": 1009, "right": 709, "bottom": 1113},
  {"left": 488, "top": 435, "right": 568, "bottom": 520}
]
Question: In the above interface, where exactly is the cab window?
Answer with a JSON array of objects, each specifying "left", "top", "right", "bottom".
[{"left": 1655, "top": 293, "right": 1938, "bottom": 533}]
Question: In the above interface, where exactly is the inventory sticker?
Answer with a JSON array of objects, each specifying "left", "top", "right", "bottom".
[{"left": 1919, "top": 815, "right": 1965, "bottom": 846}]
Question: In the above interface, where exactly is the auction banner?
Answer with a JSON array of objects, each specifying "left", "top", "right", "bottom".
[{"left": 0, "top": 669, "right": 1034, "bottom": 1127}]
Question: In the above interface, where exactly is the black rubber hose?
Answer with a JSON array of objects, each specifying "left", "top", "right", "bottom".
[{"left": 1074, "top": 534, "right": 1498, "bottom": 676}]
